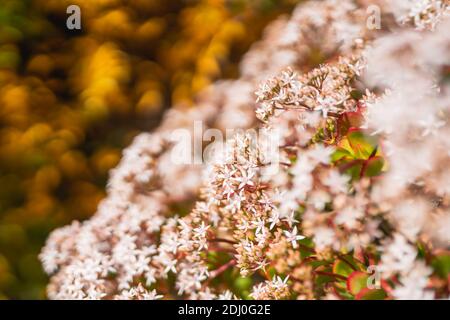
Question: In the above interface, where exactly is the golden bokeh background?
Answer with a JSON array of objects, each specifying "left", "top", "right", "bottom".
[{"left": 0, "top": 0, "right": 299, "bottom": 299}]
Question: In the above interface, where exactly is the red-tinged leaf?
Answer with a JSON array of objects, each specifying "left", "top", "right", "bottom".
[
  {"left": 345, "top": 111, "right": 364, "bottom": 128},
  {"left": 337, "top": 110, "right": 364, "bottom": 137},
  {"left": 334, "top": 130, "right": 381, "bottom": 162},
  {"left": 355, "top": 287, "right": 387, "bottom": 300},
  {"left": 346, "top": 130, "right": 378, "bottom": 160},
  {"left": 347, "top": 271, "right": 369, "bottom": 295},
  {"left": 335, "top": 137, "right": 356, "bottom": 159},
  {"left": 333, "top": 284, "right": 355, "bottom": 300}
]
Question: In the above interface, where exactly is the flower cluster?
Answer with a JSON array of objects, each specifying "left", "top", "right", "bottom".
[
  {"left": 255, "top": 56, "right": 365, "bottom": 123},
  {"left": 41, "top": 0, "right": 450, "bottom": 300},
  {"left": 389, "top": 0, "right": 449, "bottom": 30}
]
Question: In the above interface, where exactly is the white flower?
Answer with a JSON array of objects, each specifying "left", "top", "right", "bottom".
[
  {"left": 237, "top": 219, "right": 251, "bottom": 232},
  {"left": 417, "top": 114, "right": 445, "bottom": 137},
  {"left": 308, "top": 190, "right": 331, "bottom": 210},
  {"left": 145, "top": 269, "right": 157, "bottom": 286},
  {"left": 217, "top": 290, "right": 237, "bottom": 300},
  {"left": 335, "top": 206, "right": 364, "bottom": 229},
  {"left": 250, "top": 283, "right": 266, "bottom": 299},
  {"left": 393, "top": 261, "right": 434, "bottom": 300},
  {"left": 197, "top": 288, "right": 217, "bottom": 300},
  {"left": 252, "top": 217, "right": 267, "bottom": 237},
  {"left": 268, "top": 210, "right": 281, "bottom": 230},
  {"left": 307, "top": 144, "right": 334, "bottom": 164},
  {"left": 282, "top": 211, "right": 299, "bottom": 227},
  {"left": 253, "top": 258, "right": 269, "bottom": 272},
  {"left": 225, "top": 192, "right": 245, "bottom": 213},
  {"left": 322, "top": 170, "right": 350, "bottom": 194},
  {"left": 142, "top": 289, "right": 164, "bottom": 300},
  {"left": 115, "top": 284, "right": 163, "bottom": 300},
  {"left": 193, "top": 222, "right": 210, "bottom": 239},
  {"left": 235, "top": 167, "right": 256, "bottom": 189},
  {"left": 283, "top": 226, "right": 305, "bottom": 249},
  {"left": 161, "top": 255, "right": 177, "bottom": 274},
  {"left": 379, "top": 234, "right": 417, "bottom": 277},
  {"left": 313, "top": 227, "right": 336, "bottom": 251},
  {"left": 272, "top": 275, "right": 289, "bottom": 289},
  {"left": 258, "top": 193, "right": 275, "bottom": 212}
]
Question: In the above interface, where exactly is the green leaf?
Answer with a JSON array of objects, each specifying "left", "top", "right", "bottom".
[
  {"left": 334, "top": 136, "right": 356, "bottom": 159},
  {"left": 350, "top": 90, "right": 364, "bottom": 100},
  {"left": 333, "top": 285, "right": 355, "bottom": 300},
  {"left": 333, "top": 260, "right": 354, "bottom": 278},
  {"left": 310, "top": 260, "right": 331, "bottom": 268},
  {"left": 364, "top": 156, "right": 384, "bottom": 177},
  {"left": 355, "top": 288, "right": 387, "bottom": 300},
  {"left": 298, "top": 238, "right": 315, "bottom": 258},
  {"left": 431, "top": 253, "right": 450, "bottom": 279},
  {"left": 335, "top": 254, "right": 365, "bottom": 273},
  {"left": 346, "top": 130, "right": 378, "bottom": 160},
  {"left": 347, "top": 271, "right": 369, "bottom": 295},
  {"left": 345, "top": 161, "right": 364, "bottom": 180},
  {"left": 315, "top": 274, "right": 335, "bottom": 287},
  {"left": 234, "top": 276, "right": 252, "bottom": 292},
  {"left": 331, "top": 148, "right": 353, "bottom": 162}
]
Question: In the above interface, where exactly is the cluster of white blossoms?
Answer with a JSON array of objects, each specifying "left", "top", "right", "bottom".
[
  {"left": 41, "top": 0, "right": 449, "bottom": 300},
  {"left": 255, "top": 56, "right": 365, "bottom": 123},
  {"left": 250, "top": 276, "right": 290, "bottom": 300},
  {"left": 388, "top": 0, "right": 449, "bottom": 30}
]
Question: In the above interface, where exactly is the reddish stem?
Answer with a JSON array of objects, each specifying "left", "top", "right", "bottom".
[
  {"left": 210, "top": 259, "right": 236, "bottom": 278},
  {"left": 210, "top": 237, "right": 237, "bottom": 245}
]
